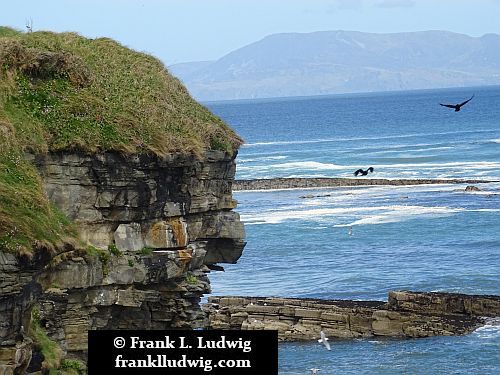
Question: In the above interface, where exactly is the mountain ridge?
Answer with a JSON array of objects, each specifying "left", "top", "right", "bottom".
[{"left": 169, "top": 30, "right": 500, "bottom": 101}]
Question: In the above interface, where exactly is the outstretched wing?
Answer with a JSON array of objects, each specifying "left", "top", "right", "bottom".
[
  {"left": 367, "top": 167, "right": 374, "bottom": 173},
  {"left": 323, "top": 340, "right": 331, "bottom": 351},
  {"left": 354, "top": 169, "right": 363, "bottom": 176},
  {"left": 440, "top": 103, "right": 456, "bottom": 108},
  {"left": 458, "top": 95, "right": 474, "bottom": 107}
]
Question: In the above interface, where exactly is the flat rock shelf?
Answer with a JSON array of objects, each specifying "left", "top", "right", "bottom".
[
  {"left": 233, "top": 178, "right": 498, "bottom": 191},
  {"left": 204, "top": 291, "right": 500, "bottom": 341}
]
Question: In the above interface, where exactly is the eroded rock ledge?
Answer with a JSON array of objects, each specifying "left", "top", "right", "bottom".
[
  {"left": 0, "top": 150, "right": 245, "bottom": 373},
  {"left": 32, "top": 151, "right": 245, "bottom": 260},
  {"left": 233, "top": 178, "right": 497, "bottom": 191},
  {"left": 205, "top": 291, "right": 500, "bottom": 341}
]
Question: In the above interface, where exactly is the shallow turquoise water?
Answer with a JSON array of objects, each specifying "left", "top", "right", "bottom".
[{"left": 206, "top": 87, "right": 500, "bottom": 374}]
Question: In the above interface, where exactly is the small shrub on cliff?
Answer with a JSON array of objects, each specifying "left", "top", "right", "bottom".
[
  {"left": 139, "top": 246, "right": 154, "bottom": 255},
  {"left": 50, "top": 282, "right": 61, "bottom": 289},
  {"left": 85, "top": 245, "right": 110, "bottom": 276},
  {"left": 60, "top": 359, "right": 84, "bottom": 374},
  {"left": 107, "top": 243, "right": 122, "bottom": 257},
  {"left": 185, "top": 273, "right": 198, "bottom": 285},
  {"left": 30, "top": 306, "right": 64, "bottom": 372}
]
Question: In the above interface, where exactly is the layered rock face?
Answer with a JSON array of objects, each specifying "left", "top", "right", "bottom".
[
  {"left": 32, "top": 150, "right": 244, "bottom": 262},
  {"left": 0, "top": 150, "right": 245, "bottom": 372},
  {"left": 205, "top": 291, "right": 500, "bottom": 341},
  {"left": 0, "top": 251, "right": 47, "bottom": 374}
]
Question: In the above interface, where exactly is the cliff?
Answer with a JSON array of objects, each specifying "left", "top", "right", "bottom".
[
  {"left": 0, "top": 28, "right": 244, "bottom": 374},
  {"left": 1, "top": 150, "right": 245, "bottom": 373}
]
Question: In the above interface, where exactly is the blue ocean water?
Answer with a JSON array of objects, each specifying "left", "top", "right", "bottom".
[
  {"left": 205, "top": 86, "right": 500, "bottom": 374},
  {"left": 210, "top": 86, "right": 500, "bottom": 180}
]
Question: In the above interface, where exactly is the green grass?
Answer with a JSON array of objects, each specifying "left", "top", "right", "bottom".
[
  {"left": 0, "top": 26, "right": 19, "bottom": 38},
  {"left": 60, "top": 359, "right": 84, "bottom": 374},
  {"left": 107, "top": 243, "right": 122, "bottom": 257},
  {"left": 30, "top": 306, "right": 64, "bottom": 371},
  {"left": 139, "top": 246, "right": 154, "bottom": 255},
  {"left": 0, "top": 26, "right": 242, "bottom": 255},
  {"left": 0, "top": 132, "right": 76, "bottom": 254},
  {"left": 0, "top": 27, "right": 242, "bottom": 155},
  {"left": 85, "top": 245, "right": 110, "bottom": 276},
  {"left": 185, "top": 273, "right": 198, "bottom": 285}
]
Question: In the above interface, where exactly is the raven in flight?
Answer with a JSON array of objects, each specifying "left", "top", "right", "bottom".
[
  {"left": 440, "top": 95, "right": 474, "bottom": 112},
  {"left": 354, "top": 167, "right": 374, "bottom": 176}
]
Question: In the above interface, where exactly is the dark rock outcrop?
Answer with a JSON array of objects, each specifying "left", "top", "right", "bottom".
[
  {"left": 205, "top": 291, "right": 500, "bottom": 341},
  {"left": 233, "top": 178, "right": 496, "bottom": 191},
  {"left": 464, "top": 185, "right": 482, "bottom": 192}
]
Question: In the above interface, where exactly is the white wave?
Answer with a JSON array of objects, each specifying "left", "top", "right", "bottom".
[
  {"left": 406, "top": 146, "right": 455, "bottom": 152},
  {"left": 461, "top": 191, "right": 500, "bottom": 196},
  {"left": 238, "top": 155, "right": 287, "bottom": 163},
  {"left": 239, "top": 162, "right": 343, "bottom": 172},
  {"left": 361, "top": 145, "right": 455, "bottom": 155},
  {"left": 242, "top": 129, "right": 498, "bottom": 148},
  {"left": 242, "top": 139, "right": 335, "bottom": 147},
  {"left": 334, "top": 206, "right": 462, "bottom": 227},
  {"left": 273, "top": 161, "right": 344, "bottom": 170},
  {"left": 473, "top": 318, "right": 500, "bottom": 339},
  {"left": 242, "top": 206, "right": 383, "bottom": 224},
  {"left": 492, "top": 139, "right": 500, "bottom": 144},
  {"left": 374, "top": 161, "right": 500, "bottom": 170},
  {"left": 469, "top": 208, "right": 500, "bottom": 212},
  {"left": 238, "top": 160, "right": 500, "bottom": 174},
  {"left": 364, "top": 161, "right": 500, "bottom": 171},
  {"left": 242, "top": 205, "right": 462, "bottom": 225}
]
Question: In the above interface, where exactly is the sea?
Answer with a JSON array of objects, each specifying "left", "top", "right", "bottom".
[{"left": 205, "top": 85, "right": 500, "bottom": 374}]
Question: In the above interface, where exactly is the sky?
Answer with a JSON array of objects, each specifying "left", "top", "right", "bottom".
[{"left": 2, "top": 0, "right": 500, "bottom": 65}]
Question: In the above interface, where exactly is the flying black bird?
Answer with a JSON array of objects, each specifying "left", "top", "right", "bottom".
[
  {"left": 354, "top": 167, "right": 374, "bottom": 176},
  {"left": 440, "top": 95, "right": 474, "bottom": 112}
]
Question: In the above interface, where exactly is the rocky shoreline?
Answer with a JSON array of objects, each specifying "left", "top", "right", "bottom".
[
  {"left": 233, "top": 177, "right": 498, "bottom": 191},
  {"left": 205, "top": 291, "right": 500, "bottom": 341}
]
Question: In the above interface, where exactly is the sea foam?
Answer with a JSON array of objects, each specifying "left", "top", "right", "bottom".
[{"left": 242, "top": 205, "right": 462, "bottom": 225}]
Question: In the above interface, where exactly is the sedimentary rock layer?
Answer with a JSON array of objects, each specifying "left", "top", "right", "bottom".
[
  {"left": 205, "top": 291, "right": 500, "bottom": 341},
  {"left": 233, "top": 178, "right": 496, "bottom": 191},
  {"left": 31, "top": 151, "right": 245, "bottom": 259},
  {"left": 0, "top": 150, "right": 245, "bottom": 372}
]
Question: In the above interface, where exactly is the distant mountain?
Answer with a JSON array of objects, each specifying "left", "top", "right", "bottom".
[
  {"left": 168, "top": 60, "right": 214, "bottom": 78},
  {"left": 169, "top": 30, "right": 500, "bottom": 101}
]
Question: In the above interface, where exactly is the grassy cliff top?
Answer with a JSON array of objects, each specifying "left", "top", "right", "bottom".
[
  {"left": 0, "top": 27, "right": 242, "bottom": 254},
  {"left": 0, "top": 27, "right": 242, "bottom": 155}
]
